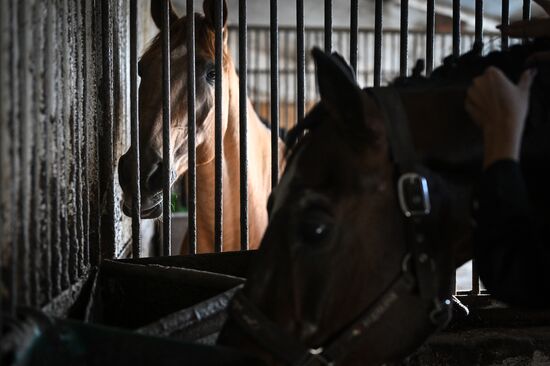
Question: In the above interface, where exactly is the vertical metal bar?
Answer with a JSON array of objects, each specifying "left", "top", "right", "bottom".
[
  {"left": 324, "top": 0, "right": 332, "bottom": 53},
  {"left": 523, "top": 0, "right": 531, "bottom": 44},
  {"left": 239, "top": 0, "right": 248, "bottom": 250},
  {"left": 474, "top": 0, "right": 483, "bottom": 53},
  {"left": 523, "top": 0, "right": 531, "bottom": 20},
  {"left": 130, "top": 0, "right": 141, "bottom": 258},
  {"left": 100, "top": 0, "right": 116, "bottom": 261},
  {"left": 502, "top": 0, "right": 509, "bottom": 50},
  {"left": 270, "top": 0, "right": 279, "bottom": 188},
  {"left": 471, "top": 259, "right": 480, "bottom": 295},
  {"left": 187, "top": 0, "right": 197, "bottom": 254},
  {"left": 453, "top": 0, "right": 461, "bottom": 58},
  {"left": 374, "top": 0, "right": 383, "bottom": 86},
  {"left": 400, "top": 0, "right": 409, "bottom": 77},
  {"left": 214, "top": 0, "right": 223, "bottom": 252},
  {"left": 296, "top": 0, "right": 305, "bottom": 120},
  {"left": 350, "top": 0, "right": 358, "bottom": 76},
  {"left": 162, "top": 0, "right": 172, "bottom": 256},
  {"left": 426, "top": 0, "right": 435, "bottom": 75}
]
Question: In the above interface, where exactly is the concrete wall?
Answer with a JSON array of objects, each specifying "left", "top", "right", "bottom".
[{"left": 0, "top": 0, "right": 158, "bottom": 310}]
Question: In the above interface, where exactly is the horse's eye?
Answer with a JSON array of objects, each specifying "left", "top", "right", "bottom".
[
  {"left": 206, "top": 67, "right": 216, "bottom": 84},
  {"left": 299, "top": 211, "right": 333, "bottom": 244}
]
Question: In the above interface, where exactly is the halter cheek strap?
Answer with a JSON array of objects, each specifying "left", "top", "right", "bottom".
[{"left": 369, "top": 88, "right": 444, "bottom": 307}]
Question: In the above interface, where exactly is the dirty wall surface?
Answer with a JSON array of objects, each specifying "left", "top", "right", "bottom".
[{"left": 0, "top": 0, "right": 157, "bottom": 312}]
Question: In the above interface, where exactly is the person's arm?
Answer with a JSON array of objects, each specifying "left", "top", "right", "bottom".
[
  {"left": 466, "top": 64, "right": 550, "bottom": 308},
  {"left": 474, "top": 159, "right": 550, "bottom": 307}
]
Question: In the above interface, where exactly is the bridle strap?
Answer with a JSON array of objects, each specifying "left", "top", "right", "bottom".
[
  {"left": 368, "top": 87, "right": 440, "bottom": 303},
  {"left": 229, "top": 262, "right": 416, "bottom": 366},
  {"left": 321, "top": 270, "right": 416, "bottom": 363}
]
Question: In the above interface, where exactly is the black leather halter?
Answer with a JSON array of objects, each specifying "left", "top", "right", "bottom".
[{"left": 227, "top": 88, "right": 452, "bottom": 366}]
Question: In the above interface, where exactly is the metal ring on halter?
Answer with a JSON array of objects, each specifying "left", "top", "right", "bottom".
[
  {"left": 300, "top": 348, "right": 334, "bottom": 366},
  {"left": 429, "top": 298, "right": 452, "bottom": 328}
]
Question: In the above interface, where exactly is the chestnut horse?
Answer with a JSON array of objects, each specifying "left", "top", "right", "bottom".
[
  {"left": 218, "top": 43, "right": 550, "bottom": 365},
  {"left": 118, "top": 0, "right": 284, "bottom": 254}
]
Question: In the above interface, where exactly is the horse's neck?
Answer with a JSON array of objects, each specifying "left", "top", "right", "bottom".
[
  {"left": 402, "top": 88, "right": 482, "bottom": 267},
  {"left": 194, "top": 65, "right": 275, "bottom": 252},
  {"left": 401, "top": 87, "right": 483, "bottom": 167}
]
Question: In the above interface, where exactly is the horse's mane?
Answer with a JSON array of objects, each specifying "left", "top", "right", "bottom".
[
  {"left": 392, "top": 38, "right": 550, "bottom": 88},
  {"left": 285, "top": 39, "right": 550, "bottom": 156}
]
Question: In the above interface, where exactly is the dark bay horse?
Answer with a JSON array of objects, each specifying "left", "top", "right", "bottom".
[
  {"left": 118, "top": 0, "right": 284, "bottom": 253},
  {"left": 217, "top": 42, "right": 550, "bottom": 365}
]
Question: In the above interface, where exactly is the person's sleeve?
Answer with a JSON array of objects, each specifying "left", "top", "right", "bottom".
[{"left": 474, "top": 159, "right": 550, "bottom": 308}]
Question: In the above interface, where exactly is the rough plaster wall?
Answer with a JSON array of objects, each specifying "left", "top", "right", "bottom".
[{"left": 0, "top": 0, "right": 143, "bottom": 310}]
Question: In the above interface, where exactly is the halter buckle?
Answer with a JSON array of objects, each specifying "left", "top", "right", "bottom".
[{"left": 397, "top": 173, "right": 431, "bottom": 217}]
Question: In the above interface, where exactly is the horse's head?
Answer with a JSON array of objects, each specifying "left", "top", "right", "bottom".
[
  {"left": 218, "top": 50, "right": 469, "bottom": 365},
  {"left": 118, "top": 0, "right": 230, "bottom": 218}
]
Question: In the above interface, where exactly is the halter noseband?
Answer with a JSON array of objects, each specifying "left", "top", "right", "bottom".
[{"left": 227, "top": 88, "right": 452, "bottom": 366}]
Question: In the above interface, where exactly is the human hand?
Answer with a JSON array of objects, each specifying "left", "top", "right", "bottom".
[
  {"left": 498, "top": 0, "right": 550, "bottom": 65},
  {"left": 465, "top": 67, "right": 536, "bottom": 168}
]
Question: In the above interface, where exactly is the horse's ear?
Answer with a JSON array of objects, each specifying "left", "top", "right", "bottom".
[
  {"left": 203, "top": 0, "right": 228, "bottom": 30},
  {"left": 151, "top": 0, "right": 179, "bottom": 30},
  {"left": 312, "top": 48, "right": 369, "bottom": 138}
]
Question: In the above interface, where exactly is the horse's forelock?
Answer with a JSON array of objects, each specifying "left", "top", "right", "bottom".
[{"left": 140, "top": 13, "right": 231, "bottom": 70}]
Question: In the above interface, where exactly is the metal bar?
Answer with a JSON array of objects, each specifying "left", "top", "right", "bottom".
[
  {"left": 374, "top": 0, "right": 383, "bottom": 86},
  {"left": 350, "top": 0, "right": 358, "bottom": 75},
  {"left": 270, "top": 0, "right": 279, "bottom": 188},
  {"left": 187, "top": 0, "right": 197, "bottom": 254},
  {"left": 426, "top": 0, "right": 435, "bottom": 75},
  {"left": 130, "top": 0, "right": 141, "bottom": 258},
  {"left": 453, "top": 0, "right": 461, "bottom": 58},
  {"left": 502, "top": 0, "right": 509, "bottom": 50},
  {"left": 100, "top": 0, "right": 116, "bottom": 261},
  {"left": 296, "top": 0, "right": 305, "bottom": 120},
  {"left": 523, "top": 0, "right": 531, "bottom": 43},
  {"left": 471, "top": 259, "right": 480, "bottom": 295},
  {"left": 523, "top": 0, "right": 531, "bottom": 20},
  {"left": 474, "top": 0, "right": 483, "bottom": 53},
  {"left": 400, "top": 0, "right": 409, "bottom": 77},
  {"left": 162, "top": 0, "right": 172, "bottom": 256},
  {"left": 214, "top": 0, "right": 224, "bottom": 252},
  {"left": 239, "top": 0, "right": 248, "bottom": 250},
  {"left": 324, "top": 0, "right": 332, "bottom": 53}
]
